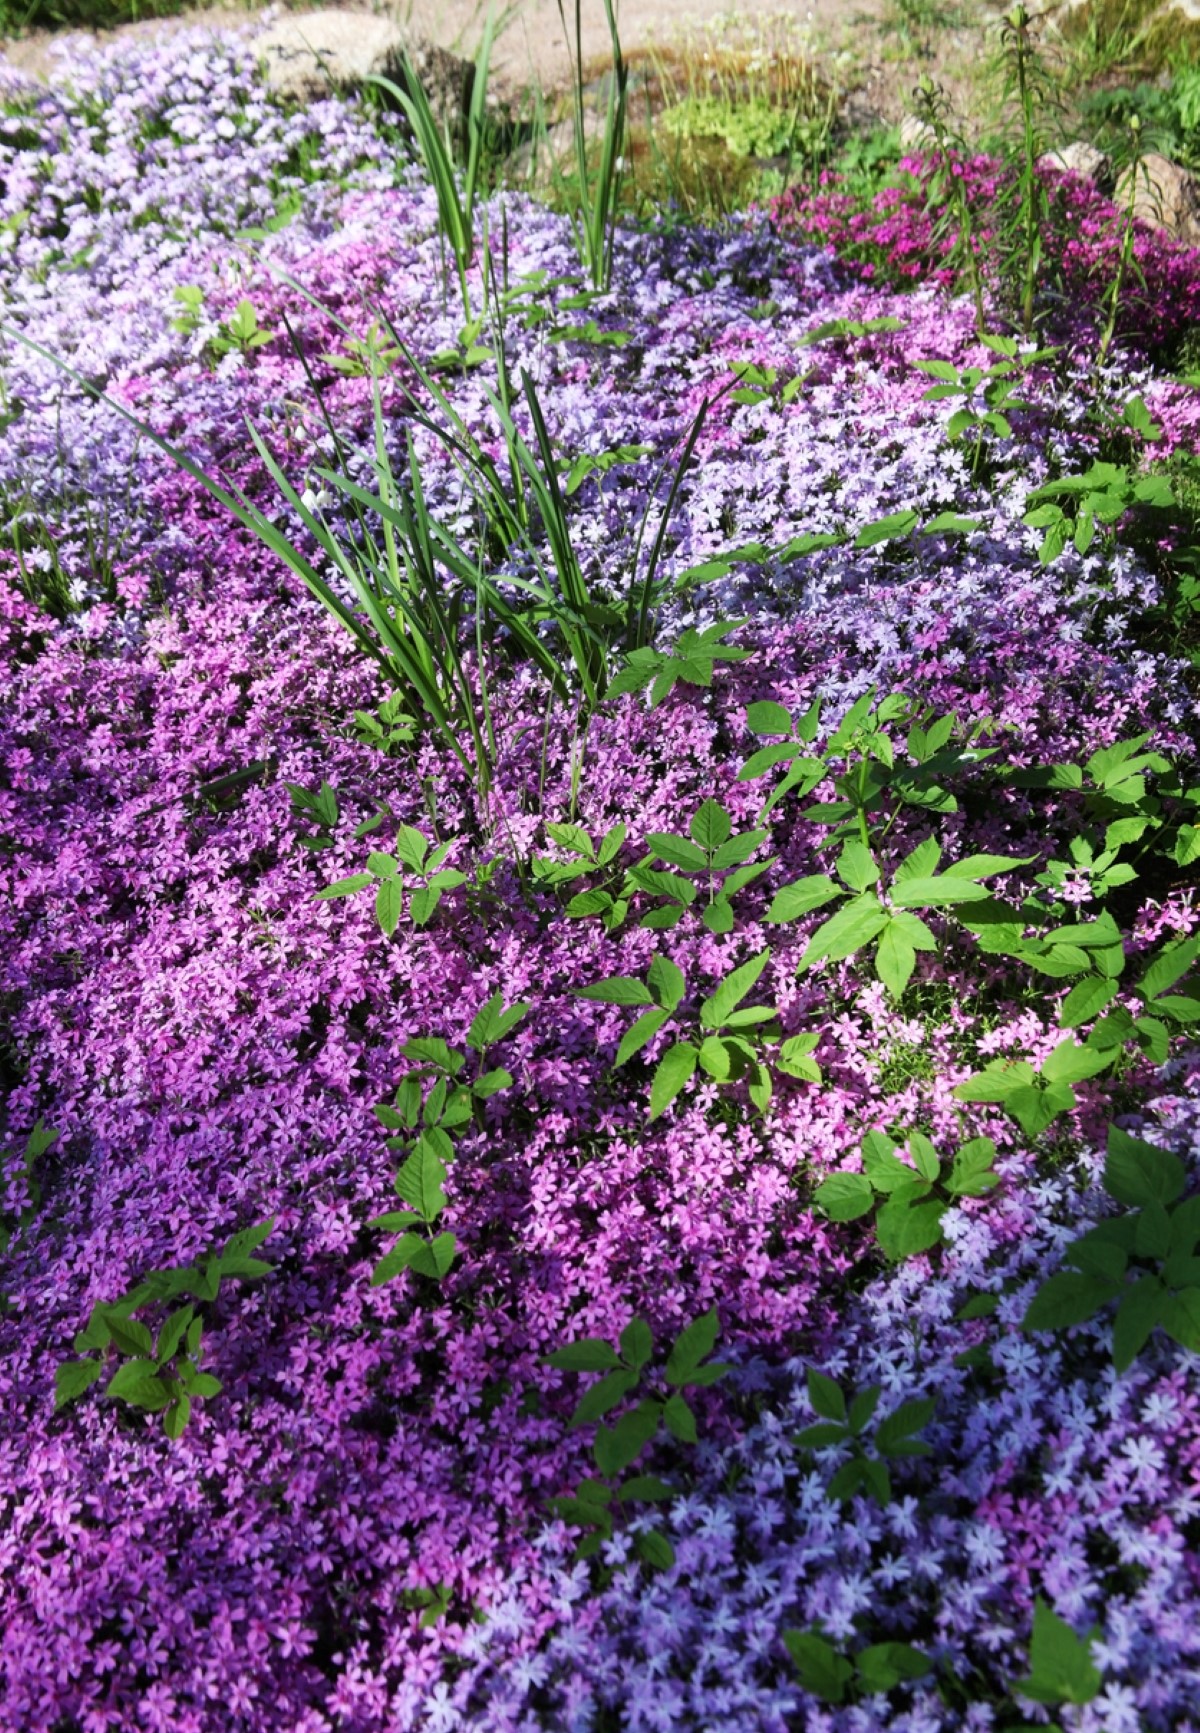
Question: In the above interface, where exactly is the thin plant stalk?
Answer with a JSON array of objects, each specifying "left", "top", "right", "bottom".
[
  {"left": 557, "top": 0, "right": 628, "bottom": 290},
  {"left": 369, "top": 5, "right": 496, "bottom": 317}
]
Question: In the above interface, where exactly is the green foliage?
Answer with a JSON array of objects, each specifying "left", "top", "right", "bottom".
[
  {"left": 783, "top": 1626, "right": 932, "bottom": 1705},
  {"left": 579, "top": 946, "right": 820, "bottom": 1118},
  {"left": 796, "top": 315, "right": 906, "bottom": 349},
  {"left": 953, "top": 1037, "right": 1115, "bottom": 1138},
  {"left": 351, "top": 692, "right": 418, "bottom": 755},
  {"left": 544, "top": 1307, "right": 729, "bottom": 1567},
  {"left": 555, "top": 0, "right": 628, "bottom": 290},
  {"left": 816, "top": 1130, "right": 999, "bottom": 1260},
  {"left": 917, "top": 336, "right": 1050, "bottom": 473},
  {"left": 1024, "top": 456, "right": 1174, "bottom": 564},
  {"left": 285, "top": 780, "right": 341, "bottom": 853},
  {"left": 659, "top": 94, "right": 810, "bottom": 160},
  {"left": 770, "top": 833, "right": 1030, "bottom": 1000},
  {"left": 740, "top": 686, "right": 996, "bottom": 836},
  {"left": 1012, "top": 1597, "right": 1103, "bottom": 1707},
  {"left": 1023, "top": 1123, "right": 1200, "bottom": 1369},
  {"left": 607, "top": 620, "right": 751, "bottom": 709},
  {"left": 56, "top": 1220, "right": 274, "bottom": 1437},
  {"left": 532, "top": 820, "right": 631, "bottom": 932},
  {"left": 793, "top": 1368, "right": 935, "bottom": 1504},
  {"left": 317, "top": 824, "right": 467, "bottom": 934},
  {"left": 369, "top": 995, "right": 528, "bottom": 1285}
]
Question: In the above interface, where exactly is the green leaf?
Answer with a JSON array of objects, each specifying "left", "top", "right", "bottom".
[
  {"left": 617, "top": 1474, "right": 675, "bottom": 1503},
  {"left": 836, "top": 840, "right": 879, "bottom": 892},
  {"left": 855, "top": 508, "right": 919, "bottom": 546},
  {"left": 615, "top": 1006, "right": 671, "bottom": 1068},
  {"left": 105, "top": 1316, "right": 154, "bottom": 1359},
  {"left": 856, "top": 1643, "right": 933, "bottom": 1692},
  {"left": 875, "top": 1194, "right": 945, "bottom": 1260},
  {"left": 647, "top": 833, "right": 708, "bottom": 871},
  {"left": 783, "top": 1631, "right": 853, "bottom": 1703},
  {"left": 393, "top": 825, "right": 430, "bottom": 873},
  {"left": 1014, "top": 1599, "right": 1102, "bottom": 1707},
  {"left": 846, "top": 1384, "right": 881, "bottom": 1434},
  {"left": 375, "top": 876, "right": 403, "bottom": 937},
  {"left": 953, "top": 1059, "right": 1036, "bottom": 1102},
  {"left": 619, "top": 1317, "right": 654, "bottom": 1371},
  {"left": 700, "top": 950, "right": 771, "bottom": 1029},
  {"left": 1104, "top": 1125, "right": 1186, "bottom": 1208},
  {"left": 155, "top": 1306, "right": 195, "bottom": 1365},
  {"left": 405, "top": 1232, "right": 457, "bottom": 1280},
  {"left": 394, "top": 1133, "right": 449, "bottom": 1222},
  {"left": 662, "top": 1392, "right": 696, "bottom": 1442},
  {"left": 665, "top": 1307, "right": 721, "bottom": 1382},
  {"left": 649, "top": 1042, "right": 698, "bottom": 1119},
  {"left": 1040, "top": 1039, "right": 1113, "bottom": 1086},
  {"left": 690, "top": 799, "right": 732, "bottom": 850},
  {"left": 647, "top": 954, "right": 686, "bottom": 1012},
  {"left": 545, "top": 1339, "right": 624, "bottom": 1372},
  {"left": 633, "top": 1530, "right": 675, "bottom": 1571},
  {"left": 1060, "top": 976, "right": 1118, "bottom": 1028},
  {"left": 776, "top": 1033, "right": 822, "bottom": 1082},
  {"left": 890, "top": 875, "right": 991, "bottom": 906},
  {"left": 594, "top": 1400, "right": 662, "bottom": 1476},
  {"left": 1024, "top": 1271, "right": 1119, "bottom": 1332},
  {"left": 766, "top": 875, "right": 843, "bottom": 923},
  {"left": 876, "top": 920, "right": 917, "bottom": 998},
  {"left": 577, "top": 975, "right": 654, "bottom": 1007},
  {"left": 746, "top": 700, "right": 793, "bottom": 735},
  {"left": 55, "top": 1358, "right": 103, "bottom": 1408},
  {"left": 1141, "top": 936, "right": 1200, "bottom": 1003},
  {"left": 570, "top": 1367, "right": 640, "bottom": 1427},
  {"left": 814, "top": 1172, "right": 875, "bottom": 1221},
  {"left": 806, "top": 1367, "right": 846, "bottom": 1422},
  {"left": 1112, "top": 1276, "right": 1166, "bottom": 1372},
  {"left": 875, "top": 1396, "right": 936, "bottom": 1456},
  {"left": 801, "top": 893, "right": 890, "bottom": 967},
  {"left": 793, "top": 1420, "right": 849, "bottom": 1448},
  {"left": 163, "top": 1394, "right": 192, "bottom": 1439},
  {"left": 698, "top": 1035, "right": 733, "bottom": 1080},
  {"left": 105, "top": 1360, "right": 174, "bottom": 1411}
]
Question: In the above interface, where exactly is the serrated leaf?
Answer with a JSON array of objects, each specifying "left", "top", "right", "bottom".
[
  {"left": 615, "top": 1006, "right": 671, "bottom": 1068},
  {"left": 577, "top": 975, "right": 654, "bottom": 1007},
  {"left": 766, "top": 875, "right": 842, "bottom": 922},
  {"left": 806, "top": 1367, "right": 846, "bottom": 1422},
  {"left": 55, "top": 1358, "right": 103, "bottom": 1408},
  {"left": 545, "top": 1339, "right": 624, "bottom": 1372},
  {"left": 700, "top": 950, "right": 771, "bottom": 1029},
  {"left": 394, "top": 1133, "right": 448, "bottom": 1222},
  {"left": 662, "top": 1393, "right": 696, "bottom": 1442},
  {"left": 594, "top": 1400, "right": 662, "bottom": 1476},
  {"left": 782, "top": 1631, "right": 853, "bottom": 1703},
  {"left": 876, "top": 1194, "right": 945, "bottom": 1260},
  {"left": 647, "top": 954, "right": 686, "bottom": 1012},
  {"left": 648, "top": 1039, "right": 698, "bottom": 1118},
  {"left": 815, "top": 1172, "right": 875, "bottom": 1220},
  {"left": 105, "top": 1360, "right": 174, "bottom": 1411},
  {"left": 1104, "top": 1125, "right": 1186, "bottom": 1208},
  {"left": 619, "top": 1318, "right": 654, "bottom": 1371},
  {"left": 665, "top": 1308, "right": 721, "bottom": 1382},
  {"left": 633, "top": 1529, "right": 675, "bottom": 1570},
  {"left": 1014, "top": 1599, "right": 1102, "bottom": 1706},
  {"left": 570, "top": 1367, "right": 640, "bottom": 1427},
  {"left": 1024, "top": 1271, "right": 1119, "bottom": 1332}
]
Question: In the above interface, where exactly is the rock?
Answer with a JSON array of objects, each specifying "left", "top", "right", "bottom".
[
  {"left": 255, "top": 9, "right": 473, "bottom": 126},
  {"left": 898, "top": 114, "right": 935, "bottom": 152},
  {"left": 1038, "top": 140, "right": 1109, "bottom": 187},
  {"left": 1114, "top": 151, "right": 1200, "bottom": 245}
]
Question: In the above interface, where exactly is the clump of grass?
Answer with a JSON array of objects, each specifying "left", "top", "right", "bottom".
[{"left": 1055, "top": 0, "right": 1200, "bottom": 80}]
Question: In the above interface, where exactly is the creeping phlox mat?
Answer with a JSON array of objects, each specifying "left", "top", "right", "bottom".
[{"left": 1, "top": 26, "right": 1200, "bottom": 1733}]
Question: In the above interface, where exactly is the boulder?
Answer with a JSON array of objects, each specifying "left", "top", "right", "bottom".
[
  {"left": 255, "top": 9, "right": 473, "bottom": 126},
  {"left": 1038, "top": 140, "right": 1110, "bottom": 187},
  {"left": 1114, "top": 151, "right": 1200, "bottom": 246},
  {"left": 898, "top": 114, "right": 936, "bottom": 152}
]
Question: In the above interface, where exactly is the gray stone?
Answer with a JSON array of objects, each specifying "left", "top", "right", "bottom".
[
  {"left": 1038, "top": 140, "right": 1109, "bottom": 186},
  {"left": 1114, "top": 151, "right": 1200, "bottom": 245},
  {"left": 255, "top": 9, "right": 473, "bottom": 127},
  {"left": 898, "top": 114, "right": 935, "bottom": 152}
]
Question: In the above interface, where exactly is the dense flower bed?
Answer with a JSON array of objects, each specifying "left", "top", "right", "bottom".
[{"left": 2, "top": 27, "right": 1200, "bottom": 1733}]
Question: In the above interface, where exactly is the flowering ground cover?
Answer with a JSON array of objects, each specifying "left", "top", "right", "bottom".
[{"left": 2, "top": 24, "right": 1200, "bottom": 1733}]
